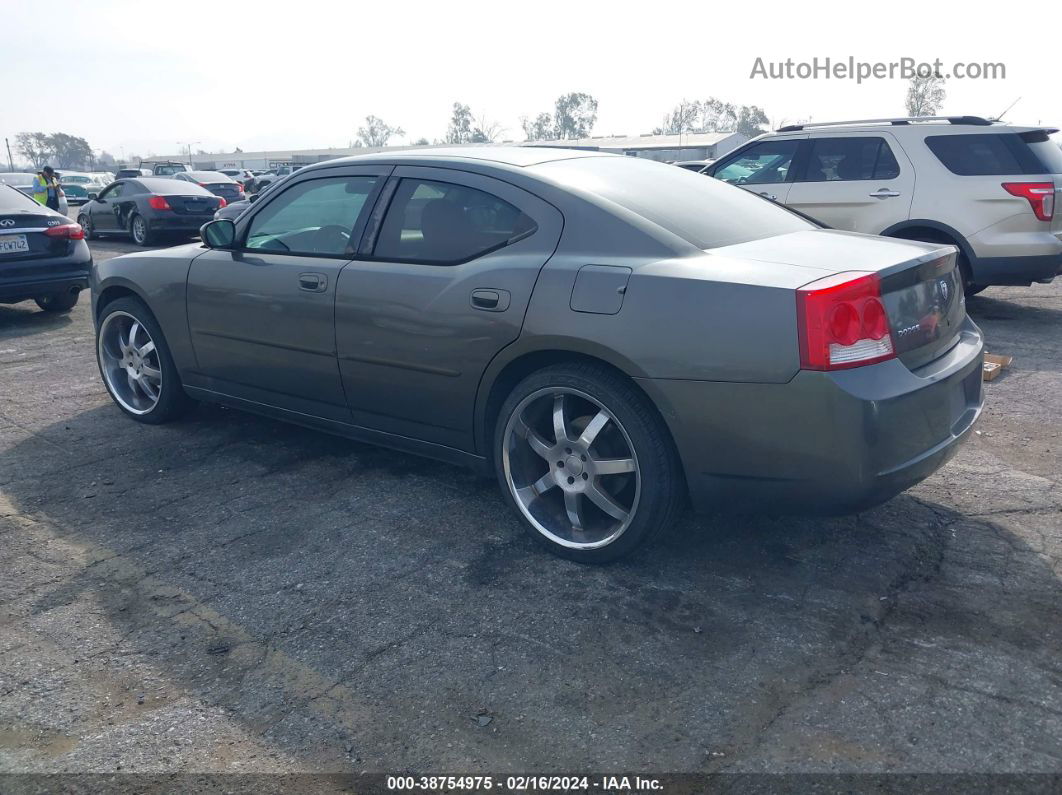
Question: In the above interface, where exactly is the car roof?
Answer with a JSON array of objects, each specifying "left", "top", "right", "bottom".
[
  {"left": 302, "top": 145, "right": 612, "bottom": 171},
  {"left": 136, "top": 177, "right": 213, "bottom": 194}
]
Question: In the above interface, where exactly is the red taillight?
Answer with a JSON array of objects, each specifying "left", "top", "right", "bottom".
[
  {"left": 217, "top": 198, "right": 227, "bottom": 208},
  {"left": 1002, "top": 181, "right": 1055, "bottom": 222},
  {"left": 198, "top": 182, "right": 209, "bottom": 187},
  {"left": 148, "top": 196, "right": 172, "bottom": 210},
  {"left": 796, "top": 272, "right": 895, "bottom": 371},
  {"left": 235, "top": 183, "right": 245, "bottom": 193},
  {"left": 44, "top": 222, "right": 85, "bottom": 240}
]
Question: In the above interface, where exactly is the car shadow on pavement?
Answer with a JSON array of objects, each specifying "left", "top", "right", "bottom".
[
  {"left": 0, "top": 303, "right": 74, "bottom": 338},
  {"left": 2, "top": 403, "right": 1061, "bottom": 774}
]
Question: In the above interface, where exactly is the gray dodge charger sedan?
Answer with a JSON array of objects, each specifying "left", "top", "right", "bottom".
[{"left": 90, "top": 147, "right": 984, "bottom": 562}]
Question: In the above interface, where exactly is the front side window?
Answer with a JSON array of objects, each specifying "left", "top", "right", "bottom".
[
  {"left": 799, "top": 137, "right": 901, "bottom": 182},
  {"left": 373, "top": 179, "right": 536, "bottom": 264},
  {"left": 100, "top": 183, "right": 124, "bottom": 199},
  {"left": 245, "top": 175, "right": 378, "bottom": 256},
  {"left": 712, "top": 140, "right": 799, "bottom": 185}
]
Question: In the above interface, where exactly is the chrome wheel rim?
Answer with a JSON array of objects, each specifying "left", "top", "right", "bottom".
[
  {"left": 132, "top": 216, "right": 145, "bottom": 242},
  {"left": 502, "top": 387, "right": 640, "bottom": 550},
  {"left": 98, "top": 311, "right": 162, "bottom": 415}
]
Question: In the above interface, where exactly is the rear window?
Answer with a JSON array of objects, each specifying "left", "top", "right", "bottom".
[
  {"left": 0, "top": 183, "right": 38, "bottom": 210},
  {"left": 533, "top": 156, "right": 814, "bottom": 250},
  {"left": 925, "top": 132, "right": 1062, "bottom": 175}
]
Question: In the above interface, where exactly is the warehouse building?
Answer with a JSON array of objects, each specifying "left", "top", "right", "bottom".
[{"left": 142, "top": 131, "right": 748, "bottom": 172}]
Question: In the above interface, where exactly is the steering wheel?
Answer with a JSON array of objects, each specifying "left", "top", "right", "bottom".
[{"left": 314, "top": 224, "right": 352, "bottom": 253}]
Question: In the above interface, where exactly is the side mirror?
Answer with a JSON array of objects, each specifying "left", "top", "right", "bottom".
[
  {"left": 201, "top": 219, "right": 236, "bottom": 249},
  {"left": 88, "top": 192, "right": 99, "bottom": 200},
  {"left": 249, "top": 193, "right": 260, "bottom": 203}
]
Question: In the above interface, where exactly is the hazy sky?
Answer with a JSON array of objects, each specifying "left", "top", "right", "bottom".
[{"left": 2, "top": 0, "right": 1055, "bottom": 160}]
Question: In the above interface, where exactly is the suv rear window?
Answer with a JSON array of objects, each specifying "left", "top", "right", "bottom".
[
  {"left": 534, "top": 155, "right": 814, "bottom": 250},
  {"left": 925, "top": 132, "right": 1062, "bottom": 175}
]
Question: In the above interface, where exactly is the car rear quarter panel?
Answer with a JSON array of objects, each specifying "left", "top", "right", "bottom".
[{"left": 92, "top": 244, "right": 202, "bottom": 371}]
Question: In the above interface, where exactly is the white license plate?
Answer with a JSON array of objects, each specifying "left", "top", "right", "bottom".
[{"left": 0, "top": 234, "right": 29, "bottom": 255}]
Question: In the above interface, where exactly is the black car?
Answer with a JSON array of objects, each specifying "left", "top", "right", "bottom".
[
  {"left": 0, "top": 183, "right": 90, "bottom": 312},
  {"left": 172, "top": 171, "right": 245, "bottom": 205},
  {"left": 77, "top": 178, "right": 224, "bottom": 246}
]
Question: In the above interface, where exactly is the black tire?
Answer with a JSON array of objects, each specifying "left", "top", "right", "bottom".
[
  {"left": 494, "top": 362, "right": 684, "bottom": 563},
  {"left": 129, "top": 213, "right": 155, "bottom": 246},
  {"left": 35, "top": 290, "right": 79, "bottom": 313},
  {"left": 77, "top": 214, "right": 97, "bottom": 241},
  {"left": 95, "top": 296, "right": 192, "bottom": 424}
]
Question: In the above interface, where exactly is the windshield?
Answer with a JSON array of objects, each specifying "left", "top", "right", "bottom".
[{"left": 532, "top": 156, "right": 814, "bottom": 249}]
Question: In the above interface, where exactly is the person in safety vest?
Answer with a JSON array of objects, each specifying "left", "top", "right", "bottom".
[{"left": 32, "top": 166, "right": 63, "bottom": 211}]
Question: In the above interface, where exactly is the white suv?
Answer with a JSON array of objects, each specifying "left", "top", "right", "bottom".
[{"left": 705, "top": 116, "right": 1062, "bottom": 294}]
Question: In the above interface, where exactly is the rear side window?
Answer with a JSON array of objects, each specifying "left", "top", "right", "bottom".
[
  {"left": 246, "top": 175, "right": 378, "bottom": 256},
  {"left": 535, "top": 156, "right": 815, "bottom": 250},
  {"left": 373, "top": 179, "right": 537, "bottom": 264},
  {"left": 799, "top": 137, "right": 901, "bottom": 181},
  {"left": 0, "top": 183, "right": 37, "bottom": 211},
  {"left": 925, "top": 133, "right": 1060, "bottom": 175}
]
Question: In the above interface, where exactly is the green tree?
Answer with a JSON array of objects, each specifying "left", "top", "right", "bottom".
[
  {"left": 906, "top": 72, "right": 946, "bottom": 116},
  {"left": 521, "top": 112, "right": 555, "bottom": 142},
  {"left": 734, "top": 105, "right": 769, "bottom": 137},
  {"left": 553, "top": 92, "right": 598, "bottom": 139},
  {"left": 15, "top": 132, "right": 52, "bottom": 170},
  {"left": 446, "top": 103, "right": 475, "bottom": 144},
  {"left": 355, "top": 115, "right": 404, "bottom": 148},
  {"left": 47, "top": 133, "right": 93, "bottom": 168}
]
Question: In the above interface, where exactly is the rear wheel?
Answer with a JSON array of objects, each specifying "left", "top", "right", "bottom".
[
  {"left": 495, "top": 363, "right": 684, "bottom": 563},
  {"left": 35, "top": 290, "right": 79, "bottom": 313},
  {"left": 130, "top": 213, "right": 155, "bottom": 246},
  {"left": 96, "top": 297, "right": 191, "bottom": 423}
]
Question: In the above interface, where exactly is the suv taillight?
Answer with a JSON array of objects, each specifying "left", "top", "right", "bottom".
[
  {"left": 148, "top": 196, "right": 172, "bottom": 210},
  {"left": 1002, "top": 182, "right": 1055, "bottom": 222},
  {"left": 44, "top": 222, "right": 85, "bottom": 240},
  {"left": 796, "top": 272, "right": 895, "bottom": 371}
]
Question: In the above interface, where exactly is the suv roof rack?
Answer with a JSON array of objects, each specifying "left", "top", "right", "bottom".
[{"left": 776, "top": 115, "right": 994, "bottom": 132}]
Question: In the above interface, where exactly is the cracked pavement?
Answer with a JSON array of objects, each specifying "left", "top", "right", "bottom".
[{"left": 0, "top": 237, "right": 1060, "bottom": 775}]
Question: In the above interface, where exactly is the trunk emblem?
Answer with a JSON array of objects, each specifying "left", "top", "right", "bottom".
[
  {"left": 0, "top": 220, "right": 14, "bottom": 227},
  {"left": 938, "top": 279, "right": 950, "bottom": 304}
]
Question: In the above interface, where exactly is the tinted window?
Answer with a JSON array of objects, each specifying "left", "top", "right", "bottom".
[
  {"left": 534, "top": 156, "right": 814, "bottom": 250},
  {"left": 373, "top": 179, "right": 536, "bottom": 264},
  {"left": 925, "top": 133, "right": 1058, "bottom": 175},
  {"left": 712, "top": 140, "right": 799, "bottom": 185},
  {"left": 0, "top": 183, "right": 38, "bottom": 210},
  {"left": 246, "top": 175, "right": 378, "bottom": 256},
  {"left": 800, "top": 137, "right": 900, "bottom": 182},
  {"left": 100, "top": 183, "right": 124, "bottom": 199}
]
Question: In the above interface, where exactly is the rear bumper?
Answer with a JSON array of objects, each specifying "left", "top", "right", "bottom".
[
  {"left": 638, "top": 318, "right": 985, "bottom": 514},
  {"left": 968, "top": 252, "right": 1061, "bottom": 286},
  {"left": 0, "top": 267, "right": 90, "bottom": 302}
]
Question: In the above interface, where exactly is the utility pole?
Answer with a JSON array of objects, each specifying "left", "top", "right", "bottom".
[
  {"left": 176, "top": 141, "right": 201, "bottom": 166},
  {"left": 4, "top": 138, "right": 13, "bottom": 172}
]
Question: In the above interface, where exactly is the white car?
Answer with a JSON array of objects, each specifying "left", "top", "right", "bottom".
[{"left": 705, "top": 115, "right": 1062, "bottom": 294}]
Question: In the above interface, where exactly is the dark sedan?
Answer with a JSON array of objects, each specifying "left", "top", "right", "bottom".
[
  {"left": 91, "top": 148, "right": 984, "bottom": 562},
  {"left": 77, "top": 178, "right": 225, "bottom": 246},
  {"left": 0, "top": 183, "right": 90, "bottom": 312},
  {"left": 173, "top": 170, "right": 245, "bottom": 205}
]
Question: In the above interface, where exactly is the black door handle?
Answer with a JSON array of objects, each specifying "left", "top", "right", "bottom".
[
  {"left": 471, "top": 288, "right": 510, "bottom": 312},
  {"left": 299, "top": 272, "right": 327, "bottom": 292}
]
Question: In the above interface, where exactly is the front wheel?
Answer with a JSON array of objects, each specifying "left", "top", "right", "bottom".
[
  {"left": 495, "top": 363, "right": 684, "bottom": 563},
  {"left": 78, "top": 213, "right": 96, "bottom": 240},
  {"left": 96, "top": 297, "right": 191, "bottom": 424}
]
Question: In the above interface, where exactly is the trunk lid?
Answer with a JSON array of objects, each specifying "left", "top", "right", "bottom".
[
  {"left": 0, "top": 210, "right": 73, "bottom": 261},
  {"left": 710, "top": 229, "right": 965, "bottom": 370},
  {"left": 167, "top": 195, "right": 220, "bottom": 215}
]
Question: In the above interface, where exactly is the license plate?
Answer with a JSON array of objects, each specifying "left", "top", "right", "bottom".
[{"left": 0, "top": 234, "right": 29, "bottom": 255}]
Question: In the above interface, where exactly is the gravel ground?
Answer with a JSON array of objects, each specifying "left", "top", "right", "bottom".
[{"left": 0, "top": 235, "right": 1060, "bottom": 779}]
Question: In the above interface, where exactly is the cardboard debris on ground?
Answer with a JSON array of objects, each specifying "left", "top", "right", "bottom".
[{"left": 983, "top": 353, "right": 1013, "bottom": 382}]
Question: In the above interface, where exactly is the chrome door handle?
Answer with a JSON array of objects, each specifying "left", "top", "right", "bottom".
[
  {"left": 298, "top": 272, "right": 327, "bottom": 292},
  {"left": 870, "top": 189, "right": 901, "bottom": 199},
  {"left": 758, "top": 192, "right": 777, "bottom": 201}
]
